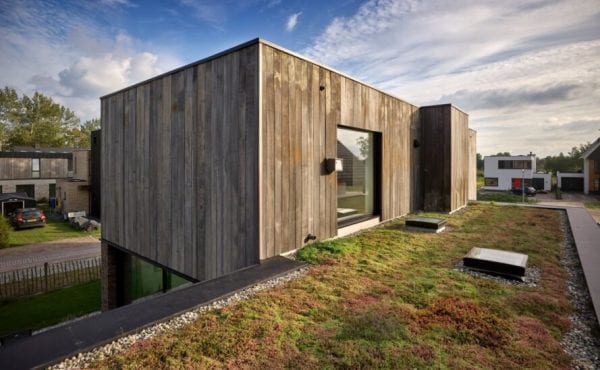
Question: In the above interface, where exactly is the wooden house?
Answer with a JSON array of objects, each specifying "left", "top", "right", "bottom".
[
  {"left": 0, "top": 146, "right": 76, "bottom": 202},
  {"left": 100, "top": 39, "right": 476, "bottom": 309}
]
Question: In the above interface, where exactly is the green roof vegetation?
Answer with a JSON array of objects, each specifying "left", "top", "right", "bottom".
[{"left": 95, "top": 204, "right": 573, "bottom": 369}]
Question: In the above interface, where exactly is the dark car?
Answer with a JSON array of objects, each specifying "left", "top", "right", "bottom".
[
  {"left": 511, "top": 186, "right": 536, "bottom": 196},
  {"left": 10, "top": 208, "right": 47, "bottom": 229}
]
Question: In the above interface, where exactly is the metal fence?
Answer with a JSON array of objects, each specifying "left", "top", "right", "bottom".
[{"left": 0, "top": 258, "right": 101, "bottom": 300}]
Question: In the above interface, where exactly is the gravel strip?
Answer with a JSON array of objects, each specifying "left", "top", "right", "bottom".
[
  {"left": 559, "top": 212, "right": 600, "bottom": 369},
  {"left": 49, "top": 265, "right": 309, "bottom": 369},
  {"left": 455, "top": 261, "right": 541, "bottom": 288}
]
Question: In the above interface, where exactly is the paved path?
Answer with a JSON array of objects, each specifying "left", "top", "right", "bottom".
[
  {"left": 566, "top": 208, "right": 600, "bottom": 327},
  {"left": 0, "top": 237, "right": 100, "bottom": 273}
]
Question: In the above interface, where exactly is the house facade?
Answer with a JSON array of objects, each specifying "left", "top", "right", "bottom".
[
  {"left": 100, "top": 39, "right": 477, "bottom": 309},
  {"left": 483, "top": 154, "right": 550, "bottom": 191},
  {"left": 55, "top": 149, "right": 91, "bottom": 215},
  {"left": 0, "top": 147, "right": 74, "bottom": 200}
]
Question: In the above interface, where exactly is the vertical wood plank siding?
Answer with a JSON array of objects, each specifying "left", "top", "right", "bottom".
[
  {"left": 101, "top": 44, "right": 259, "bottom": 281},
  {"left": 0, "top": 157, "right": 69, "bottom": 179},
  {"left": 468, "top": 129, "right": 477, "bottom": 201},
  {"left": 102, "top": 39, "right": 473, "bottom": 276},
  {"left": 259, "top": 44, "right": 421, "bottom": 259},
  {"left": 421, "top": 105, "right": 471, "bottom": 212}
]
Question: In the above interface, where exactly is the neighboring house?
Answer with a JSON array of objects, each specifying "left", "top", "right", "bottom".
[
  {"left": 582, "top": 137, "right": 600, "bottom": 194},
  {"left": 56, "top": 149, "right": 91, "bottom": 216},
  {"left": 100, "top": 38, "right": 477, "bottom": 309},
  {"left": 0, "top": 146, "right": 75, "bottom": 201},
  {"left": 482, "top": 154, "right": 551, "bottom": 191}
]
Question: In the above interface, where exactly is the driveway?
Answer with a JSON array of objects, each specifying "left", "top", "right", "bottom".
[
  {"left": 0, "top": 236, "right": 100, "bottom": 273},
  {"left": 535, "top": 192, "right": 600, "bottom": 223}
]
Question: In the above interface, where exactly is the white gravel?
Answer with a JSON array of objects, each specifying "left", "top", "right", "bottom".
[
  {"left": 559, "top": 212, "right": 600, "bottom": 369},
  {"left": 49, "top": 265, "right": 309, "bottom": 369}
]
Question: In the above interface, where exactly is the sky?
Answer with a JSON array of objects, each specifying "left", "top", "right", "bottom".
[{"left": 1, "top": 0, "right": 599, "bottom": 157}]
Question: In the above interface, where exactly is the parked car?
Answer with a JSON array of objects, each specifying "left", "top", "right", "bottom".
[
  {"left": 511, "top": 186, "right": 536, "bottom": 196},
  {"left": 9, "top": 208, "right": 47, "bottom": 229}
]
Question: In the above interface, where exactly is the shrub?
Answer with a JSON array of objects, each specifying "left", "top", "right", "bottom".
[{"left": 0, "top": 216, "right": 11, "bottom": 249}]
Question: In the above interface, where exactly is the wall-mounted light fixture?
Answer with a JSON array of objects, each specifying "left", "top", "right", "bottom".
[{"left": 325, "top": 158, "right": 343, "bottom": 174}]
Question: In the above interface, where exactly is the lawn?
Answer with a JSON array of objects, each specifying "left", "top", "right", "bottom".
[
  {"left": 0, "top": 280, "right": 100, "bottom": 337},
  {"left": 584, "top": 201, "right": 600, "bottom": 209},
  {"left": 7, "top": 218, "right": 101, "bottom": 248},
  {"left": 95, "top": 203, "right": 576, "bottom": 369}
]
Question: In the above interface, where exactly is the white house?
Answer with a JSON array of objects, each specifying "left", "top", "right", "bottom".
[{"left": 483, "top": 154, "right": 551, "bottom": 191}]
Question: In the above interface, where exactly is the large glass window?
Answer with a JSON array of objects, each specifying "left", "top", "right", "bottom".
[
  {"left": 337, "top": 127, "right": 380, "bottom": 226},
  {"left": 121, "top": 254, "right": 192, "bottom": 304}
]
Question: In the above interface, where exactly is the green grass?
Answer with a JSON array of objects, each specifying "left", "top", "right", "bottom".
[
  {"left": 477, "top": 190, "right": 537, "bottom": 203},
  {"left": 95, "top": 204, "right": 576, "bottom": 369},
  {"left": 584, "top": 201, "right": 600, "bottom": 209},
  {"left": 0, "top": 280, "right": 101, "bottom": 337},
  {"left": 6, "top": 218, "right": 100, "bottom": 248}
]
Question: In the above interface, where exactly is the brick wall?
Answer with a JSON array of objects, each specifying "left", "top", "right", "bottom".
[{"left": 56, "top": 180, "right": 89, "bottom": 214}]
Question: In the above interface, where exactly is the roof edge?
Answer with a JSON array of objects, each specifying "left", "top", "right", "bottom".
[
  {"left": 257, "top": 39, "right": 419, "bottom": 109},
  {"left": 420, "top": 103, "right": 469, "bottom": 116},
  {"left": 101, "top": 38, "right": 261, "bottom": 99},
  {"left": 582, "top": 137, "right": 600, "bottom": 159}
]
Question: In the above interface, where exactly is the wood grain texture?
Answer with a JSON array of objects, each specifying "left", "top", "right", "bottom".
[
  {"left": 468, "top": 129, "right": 477, "bottom": 201},
  {"left": 259, "top": 44, "right": 422, "bottom": 259},
  {"left": 0, "top": 157, "right": 69, "bottom": 180},
  {"left": 102, "top": 39, "right": 472, "bottom": 275},
  {"left": 421, "top": 104, "right": 470, "bottom": 212},
  {"left": 101, "top": 44, "right": 260, "bottom": 281}
]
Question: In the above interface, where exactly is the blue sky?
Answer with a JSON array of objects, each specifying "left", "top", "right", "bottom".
[{"left": 1, "top": 0, "right": 599, "bottom": 156}]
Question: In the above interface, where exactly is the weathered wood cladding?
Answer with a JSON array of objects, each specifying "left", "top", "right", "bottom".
[
  {"left": 101, "top": 44, "right": 259, "bottom": 281},
  {"left": 260, "top": 44, "right": 421, "bottom": 259},
  {"left": 421, "top": 105, "right": 471, "bottom": 212},
  {"left": 468, "top": 129, "right": 477, "bottom": 201},
  {"left": 0, "top": 157, "right": 69, "bottom": 180}
]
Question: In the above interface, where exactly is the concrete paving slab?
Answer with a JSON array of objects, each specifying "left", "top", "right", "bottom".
[
  {"left": 566, "top": 208, "right": 600, "bottom": 326},
  {"left": 0, "top": 256, "right": 305, "bottom": 370}
]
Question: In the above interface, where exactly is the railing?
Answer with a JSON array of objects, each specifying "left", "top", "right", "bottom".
[{"left": 0, "top": 258, "right": 101, "bottom": 300}]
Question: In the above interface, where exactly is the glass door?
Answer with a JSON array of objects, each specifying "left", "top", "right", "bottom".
[{"left": 336, "top": 127, "right": 380, "bottom": 226}]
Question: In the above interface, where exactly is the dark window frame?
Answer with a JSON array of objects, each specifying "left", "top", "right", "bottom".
[
  {"left": 336, "top": 125, "right": 382, "bottom": 228},
  {"left": 498, "top": 159, "right": 532, "bottom": 170},
  {"left": 484, "top": 177, "right": 498, "bottom": 186}
]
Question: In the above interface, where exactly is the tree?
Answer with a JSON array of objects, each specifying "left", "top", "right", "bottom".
[
  {"left": 0, "top": 87, "right": 20, "bottom": 149},
  {"left": 476, "top": 153, "right": 484, "bottom": 171},
  {"left": 0, "top": 87, "right": 102, "bottom": 149},
  {"left": 7, "top": 92, "right": 80, "bottom": 148},
  {"left": 537, "top": 142, "right": 591, "bottom": 174},
  {"left": 64, "top": 118, "right": 101, "bottom": 148}
]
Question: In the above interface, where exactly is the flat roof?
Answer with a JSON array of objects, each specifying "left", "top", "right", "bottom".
[{"left": 101, "top": 38, "right": 466, "bottom": 113}]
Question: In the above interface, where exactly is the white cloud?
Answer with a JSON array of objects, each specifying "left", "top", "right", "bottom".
[
  {"left": 286, "top": 12, "right": 302, "bottom": 32},
  {"left": 304, "top": 0, "right": 600, "bottom": 156},
  {"left": 0, "top": 1, "right": 181, "bottom": 121}
]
